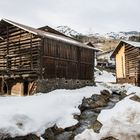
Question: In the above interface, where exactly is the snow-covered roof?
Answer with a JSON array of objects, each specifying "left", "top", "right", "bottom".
[
  {"left": 97, "top": 49, "right": 114, "bottom": 56},
  {"left": 111, "top": 40, "right": 140, "bottom": 57},
  {"left": 1, "top": 19, "right": 100, "bottom": 51},
  {"left": 123, "top": 40, "right": 140, "bottom": 48},
  {"left": 84, "top": 42, "right": 102, "bottom": 51}
]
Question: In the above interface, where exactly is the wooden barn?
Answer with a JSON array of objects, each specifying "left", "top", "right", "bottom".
[
  {"left": 0, "top": 19, "right": 98, "bottom": 96},
  {"left": 111, "top": 40, "right": 140, "bottom": 86}
]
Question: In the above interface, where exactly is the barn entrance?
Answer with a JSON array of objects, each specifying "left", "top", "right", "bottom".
[
  {"left": 23, "top": 81, "right": 29, "bottom": 96},
  {"left": 3, "top": 82, "right": 8, "bottom": 94}
]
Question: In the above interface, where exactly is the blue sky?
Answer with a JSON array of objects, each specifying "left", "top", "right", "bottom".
[{"left": 0, "top": 0, "right": 140, "bottom": 34}]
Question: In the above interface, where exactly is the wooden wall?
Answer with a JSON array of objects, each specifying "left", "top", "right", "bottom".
[
  {"left": 0, "top": 23, "right": 42, "bottom": 77},
  {"left": 116, "top": 45, "right": 125, "bottom": 78},
  {"left": 116, "top": 44, "right": 140, "bottom": 85},
  {"left": 125, "top": 45, "right": 140, "bottom": 85},
  {"left": 42, "top": 38, "right": 94, "bottom": 80}
]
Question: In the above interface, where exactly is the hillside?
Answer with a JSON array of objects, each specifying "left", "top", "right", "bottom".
[{"left": 56, "top": 26, "right": 140, "bottom": 51}]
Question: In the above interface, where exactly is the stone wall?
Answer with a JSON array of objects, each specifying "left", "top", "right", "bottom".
[
  {"left": 0, "top": 78, "right": 95, "bottom": 95},
  {"left": 117, "top": 76, "right": 136, "bottom": 85},
  {"left": 36, "top": 78, "right": 95, "bottom": 93}
]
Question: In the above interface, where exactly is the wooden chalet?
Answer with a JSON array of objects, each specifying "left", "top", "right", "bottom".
[
  {"left": 111, "top": 40, "right": 140, "bottom": 85},
  {"left": 0, "top": 19, "right": 98, "bottom": 96}
]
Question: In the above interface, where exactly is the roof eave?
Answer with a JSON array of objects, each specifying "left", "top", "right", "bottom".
[
  {"left": 110, "top": 40, "right": 124, "bottom": 58},
  {"left": 1, "top": 18, "right": 99, "bottom": 51},
  {"left": 2, "top": 18, "right": 38, "bottom": 35}
]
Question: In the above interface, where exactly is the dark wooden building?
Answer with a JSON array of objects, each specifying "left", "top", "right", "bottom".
[
  {"left": 0, "top": 19, "right": 97, "bottom": 95},
  {"left": 111, "top": 40, "right": 140, "bottom": 86}
]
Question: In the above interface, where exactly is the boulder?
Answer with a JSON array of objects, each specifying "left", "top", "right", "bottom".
[
  {"left": 130, "top": 95, "right": 140, "bottom": 102},
  {"left": 41, "top": 128, "right": 55, "bottom": 140},
  {"left": 55, "top": 131, "right": 74, "bottom": 140},
  {"left": 3, "top": 134, "right": 40, "bottom": 140},
  {"left": 92, "top": 120, "right": 102, "bottom": 133},
  {"left": 100, "top": 90, "right": 111, "bottom": 97},
  {"left": 101, "top": 136, "right": 118, "bottom": 140}
]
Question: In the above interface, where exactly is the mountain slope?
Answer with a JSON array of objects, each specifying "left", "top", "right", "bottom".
[
  {"left": 56, "top": 26, "right": 140, "bottom": 40},
  {"left": 56, "top": 26, "right": 140, "bottom": 51},
  {"left": 56, "top": 26, "right": 81, "bottom": 38}
]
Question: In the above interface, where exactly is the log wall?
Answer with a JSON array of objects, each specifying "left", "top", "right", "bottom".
[
  {"left": 0, "top": 24, "right": 42, "bottom": 77},
  {"left": 117, "top": 44, "right": 140, "bottom": 86},
  {"left": 42, "top": 38, "right": 94, "bottom": 80},
  {"left": 125, "top": 45, "right": 140, "bottom": 85}
]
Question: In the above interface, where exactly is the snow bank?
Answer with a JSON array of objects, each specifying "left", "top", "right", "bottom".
[
  {"left": 75, "top": 97, "right": 140, "bottom": 140},
  {"left": 0, "top": 85, "right": 107, "bottom": 138},
  {"left": 123, "top": 84, "right": 140, "bottom": 97},
  {"left": 95, "top": 70, "right": 116, "bottom": 83},
  {"left": 75, "top": 129, "right": 98, "bottom": 140},
  {"left": 98, "top": 98, "right": 140, "bottom": 139},
  {"left": 98, "top": 82, "right": 140, "bottom": 97}
]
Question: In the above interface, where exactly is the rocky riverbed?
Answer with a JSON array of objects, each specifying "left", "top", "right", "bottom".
[{"left": 3, "top": 88, "right": 127, "bottom": 140}]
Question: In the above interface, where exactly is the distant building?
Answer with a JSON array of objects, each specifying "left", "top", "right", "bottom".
[
  {"left": 111, "top": 40, "right": 140, "bottom": 85},
  {"left": 97, "top": 50, "right": 115, "bottom": 68},
  {"left": 84, "top": 42, "right": 101, "bottom": 66},
  {"left": 129, "top": 35, "right": 140, "bottom": 42}
]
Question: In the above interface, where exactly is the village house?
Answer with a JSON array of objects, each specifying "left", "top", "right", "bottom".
[
  {"left": 111, "top": 40, "right": 140, "bottom": 85},
  {"left": 97, "top": 49, "right": 115, "bottom": 69},
  {"left": 0, "top": 19, "right": 98, "bottom": 96},
  {"left": 84, "top": 42, "right": 100, "bottom": 66}
]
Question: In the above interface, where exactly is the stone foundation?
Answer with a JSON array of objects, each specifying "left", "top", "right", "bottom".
[
  {"left": 0, "top": 78, "right": 95, "bottom": 95},
  {"left": 36, "top": 78, "right": 95, "bottom": 93},
  {"left": 117, "top": 76, "right": 136, "bottom": 85}
]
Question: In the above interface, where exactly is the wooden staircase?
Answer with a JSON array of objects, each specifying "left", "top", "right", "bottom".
[{"left": 29, "top": 82, "right": 37, "bottom": 95}]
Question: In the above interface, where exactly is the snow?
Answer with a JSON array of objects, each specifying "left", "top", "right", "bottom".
[
  {"left": 95, "top": 69, "right": 116, "bottom": 83},
  {"left": 123, "top": 84, "right": 140, "bottom": 97},
  {"left": 75, "top": 97, "right": 140, "bottom": 140},
  {"left": 56, "top": 25, "right": 80, "bottom": 37},
  {"left": 1, "top": 69, "right": 139, "bottom": 139},
  {"left": 97, "top": 98, "right": 140, "bottom": 139},
  {"left": 75, "top": 129, "right": 98, "bottom": 140},
  {"left": 104, "top": 31, "right": 140, "bottom": 40},
  {"left": 40, "top": 137, "right": 45, "bottom": 140},
  {"left": 0, "top": 85, "right": 107, "bottom": 138},
  {"left": 123, "top": 40, "right": 140, "bottom": 48}
]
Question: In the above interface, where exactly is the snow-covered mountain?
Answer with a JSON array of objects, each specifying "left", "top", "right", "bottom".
[
  {"left": 91, "top": 31, "right": 140, "bottom": 40},
  {"left": 56, "top": 26, "right": 140, "bottom": 40},
  {"left": 56, "top": 26, "right": 81, "bottom": 37},
  {"left": 104, "top": 31, "right": 140, "bottom": 40}
]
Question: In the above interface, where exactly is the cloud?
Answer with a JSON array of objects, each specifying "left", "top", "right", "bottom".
[{"left": 0, "top": 0, "right": 140, "bottom": 33}]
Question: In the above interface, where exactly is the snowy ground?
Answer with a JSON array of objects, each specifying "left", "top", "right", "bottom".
[
  {"left": 75, "top": 95, "right": 140, "bottom": 140},
  {"left": 0, "top": 84, "right": 108, "bottom": 138},
  {"left": 75, "top": 75, "right": 140, "bottom": 140},
  {"left": 0, "top": 69, "right": 139, "bottom": 140},
  {"left": 95, "top": 68, "right": 116, "bottom": 83}
]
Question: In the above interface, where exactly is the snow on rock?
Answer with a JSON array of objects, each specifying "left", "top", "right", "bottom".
[
  {"left": 98, "top": 83, "right": 129, "bottom": 95},
  {"left": 0, "top": 85, "right": 108, "bottom": 138},
  {"left": 75, "top": 129, "right": 99, "bottom": 140},
  {"left": 40, "top": 137, "right": 45, "bottom": 140},
  {"left": 123, "top": 84, "right": 140, "bottom": 97},
  {"left": 97, "top": 98, "right": 140, "bottom": 139},
  {"left": 95, "top": 70, "right": 116, "bottom": 83},
  {"left": 75, "top": 97, "right": 140, "bottom": 140}
]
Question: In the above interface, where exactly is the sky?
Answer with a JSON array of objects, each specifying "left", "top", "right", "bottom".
[{"left": 0, "top": 0, "right": 140, "bottom": 34}]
